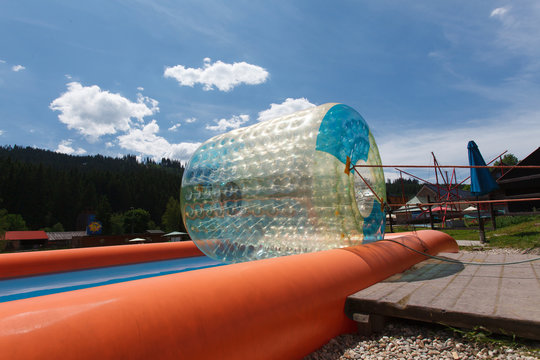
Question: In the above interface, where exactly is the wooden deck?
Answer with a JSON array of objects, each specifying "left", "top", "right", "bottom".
[{"left": 345, "top": 252, "right": 540, "bottom": 340}]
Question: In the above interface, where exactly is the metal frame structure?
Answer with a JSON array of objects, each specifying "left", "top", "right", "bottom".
[{"left": 350, "top": 151, "right": 540, "bottom": 229}]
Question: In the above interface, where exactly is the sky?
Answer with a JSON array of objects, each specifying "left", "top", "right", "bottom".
[{"left": 1, "top": 1, "right": 540, "bottom": 182}]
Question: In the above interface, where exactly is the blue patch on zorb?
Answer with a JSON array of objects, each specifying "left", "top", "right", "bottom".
[
  {"left": 315, "top": 104, "right": 370, "bottom": 165},
  {"left": 362, "top": 200, "right": 385, "bottom": 242}
]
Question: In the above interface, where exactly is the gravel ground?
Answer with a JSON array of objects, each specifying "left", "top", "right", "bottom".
[
  {"left": 305, "top": 248, "right": 540, "bottom": 359},
  {"left": 305, "top": 318, "right": 540, "bottom": 360}
]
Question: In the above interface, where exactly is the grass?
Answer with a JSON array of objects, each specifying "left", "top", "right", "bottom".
[
  {"left": 445, "top": 325, "right": 540, "bottom": 357},
  {"left": 390, "top": 215, "right": 540, "bottom": 250}
]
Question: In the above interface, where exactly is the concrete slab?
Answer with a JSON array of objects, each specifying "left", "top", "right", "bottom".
[
  {"left": 345, "top": 252, "right": 540, "bottom": 340},
  {"left": 456, "top": 240, "right": 485, "bottom": 247}
]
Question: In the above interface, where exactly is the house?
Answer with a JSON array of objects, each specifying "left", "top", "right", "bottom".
[
  {"left": 393, "top": 184, "right": 472, "bottom": 224},
  {"left": 4, "top": 231, "right": 48, "bottom": 251},
  {"left": 46, "top": 231, "right": 86, "bottom": 249},
  {"left": 416, "top": 184, "right": 472, "bottom": 210},
  {"left": 495, "top": 147, "right": 540, "bottom": 213}
]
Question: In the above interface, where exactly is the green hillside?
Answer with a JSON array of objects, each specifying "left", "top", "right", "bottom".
[{"left": 0, "top": 145, "right": 185, "bottom": 233}]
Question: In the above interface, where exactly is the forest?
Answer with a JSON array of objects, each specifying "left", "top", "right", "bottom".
[
  {"left": 0, "top": 145, "right": 185, "bottom": 234},
  {"left": 385, "top": 177, "right": 422, "bottom": 199}
]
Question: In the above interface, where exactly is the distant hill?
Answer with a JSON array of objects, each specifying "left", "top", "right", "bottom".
[
  {"left": 0, "top": 145, "right": 185, "bottom": 231},
  {"left": 0, "top": 145, "right": 184, "bottom": 174}
]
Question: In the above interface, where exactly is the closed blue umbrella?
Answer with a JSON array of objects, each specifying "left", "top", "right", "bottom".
[
  {"left": 468, "top": 141, "right": 499, "bottom": 196},
  {"left": 467, "top": 140, "right": 498, "bottom": 243}
]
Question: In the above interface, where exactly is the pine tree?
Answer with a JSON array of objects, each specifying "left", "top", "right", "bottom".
[
  {"left": 96, "top": 196, "right": 113, "bottom": 234},
  {"left": 161, "top": 197, "right": 182, "bottom": 232}
]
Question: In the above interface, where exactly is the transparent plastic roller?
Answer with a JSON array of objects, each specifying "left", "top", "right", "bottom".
[{"left": 181, "top": 103, "right": 386, "bottom": 262}]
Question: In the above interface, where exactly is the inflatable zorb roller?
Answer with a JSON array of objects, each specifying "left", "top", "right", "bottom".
[{"left": 181, "top": 103, "right": 386, "bottom": 262}]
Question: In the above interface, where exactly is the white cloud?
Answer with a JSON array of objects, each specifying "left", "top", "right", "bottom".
[
  {"left": 0, "top": 59, "right": 6, "bottom": 63},
  {"left": 55, "top": 140, "right": 87, "bottom": 155},
  {"left": 65, "top": 74, "right": 72, "bottom": 80},
  {"left": 257, "top": 98, "right": 316, "bottom": 122},
  {"left": 50, "top": 82, "right": 159, "bottom": 142},
  {"left": 206, "top": 114, "right": 249, "bottom": 132},
  {"left": 164, "top": 58, "right": 269, "bottom": 92},
  {"left": 137, "top": 86, "right": 144, "bottom": 91},
  {"left": 489, "top": 4, "right": 540, "bottom": 61},
  {"left": 427, "top": 51, "right": 444, "bottom": 59},
  {"left": 168, "top": 123, "right": 181, "bottom": 131},
  {"left": 12, "top": 65, "right": 25, "bottom": 72},
  {"left": 185, "top": 117, "right": 197, "bottom": 123},
  {"left": 425, "top": 2, "right": 540, "bottom": 156},
  {"left": 490, "top": 7, "right": 509, "bottom": 18},
  {"left": 117, "top": 120, "right": 200, "bottom": 162},
  {"left": 446, "top": 3, "right": 540, "bottom": 114},
  {"left": 105, "top": 141, "right": 115, "bottom": 148},
  {"left": 0, "top": 129, "right": 4, "bottom": 136}
]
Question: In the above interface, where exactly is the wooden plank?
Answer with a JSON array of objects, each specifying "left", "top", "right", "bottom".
[
  {"left": 496, "top": 258, "right": 539, "bottom": 320},
  {"left": 451, "top": 254, "right": 505, "bottom": 315},
  {"left": 345, "top": 253, "right": 540, "bottom": 341},
  {"left": 346, "top": 298, "right": 540, "bottom": 340},
  {"left": 497, "top": 174, "right": 540, "bottom": 184}
]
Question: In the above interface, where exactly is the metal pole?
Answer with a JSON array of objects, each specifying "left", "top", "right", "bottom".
[
  {"left": 489, "top": 200, "right": 497, "bottom": 230},
  {"left": 428, "top": 205, "right": 434, "bottom": 230},
  {"left": 388, "top": 209, "right": 394, "bottom": 233},
  {"left": 476, "top": 197, "right": 486, "bottom": 243}
]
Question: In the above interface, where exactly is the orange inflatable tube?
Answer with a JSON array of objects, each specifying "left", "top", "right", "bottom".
[
  {"left": 0, "top": 230, "right": 457, "bottom": 359},
  {"left": 0, "top": 241, "right": 203, "bottom": 279}
]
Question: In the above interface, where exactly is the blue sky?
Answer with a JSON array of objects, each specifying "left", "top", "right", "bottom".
[{"left": 1, "top": 1, "right": 539, "bottom": 181}]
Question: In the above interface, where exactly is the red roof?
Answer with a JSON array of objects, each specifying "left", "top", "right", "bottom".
[{"left": 5, "top": 231, "right": 48, "bottom": 241}]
